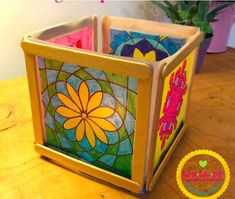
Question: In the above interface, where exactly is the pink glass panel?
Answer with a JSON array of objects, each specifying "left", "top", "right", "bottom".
[{"left": 50, "top": 25, "right": 93, "bottom": 50}]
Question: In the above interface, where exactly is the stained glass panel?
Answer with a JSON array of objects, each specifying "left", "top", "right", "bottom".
[
  {"left": 154, "top": 50, "right": 195, "bottom": 170},
  {"left": 109, "top": 29, "right": 185, "bottom": 61},
  {"left": 36, "top": 57, "right": 137, "bottom": 178},
  {"left": 50, "top": 25, "right": 93, "bottom": 50}
]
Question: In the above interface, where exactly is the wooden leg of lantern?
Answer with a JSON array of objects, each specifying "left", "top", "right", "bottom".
[
  {"left": 145, "top": 65, "right": 165, "bottom": 190},
  {"left": 183, "top": 47, "right": 199, "bottom": 122},
  {"left": 24, "top": 53, "right": 44, "bottom": 145},
  {"left": 148, "top": 123, "right": 188, "bottom": 191},
  {"left": 132, "top": 76, "right": 153, "bottom": 189}
]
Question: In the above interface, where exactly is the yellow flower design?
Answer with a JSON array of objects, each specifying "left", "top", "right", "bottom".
[
  {"left": 56, "top": 82, "right": 117, "bottom": 147},
  {"left": 133, "top": 48, "right": 156, "bottom": 61}
]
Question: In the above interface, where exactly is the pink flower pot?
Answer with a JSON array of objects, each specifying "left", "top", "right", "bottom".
[{"left": 207, "top": 3, "right": 235, "bottom": 53}]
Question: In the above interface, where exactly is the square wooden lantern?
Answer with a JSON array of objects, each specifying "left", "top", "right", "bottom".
[{"left": 21, "top": 16, "right": 203, "bottom": 193}]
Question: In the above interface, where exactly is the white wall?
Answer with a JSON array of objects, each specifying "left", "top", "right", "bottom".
[
  {"left": 228, "top": 23, "right": 235, "bottom": 48},
  {"left": 0, "top": 0, "right": 164, "bottom": 80}
]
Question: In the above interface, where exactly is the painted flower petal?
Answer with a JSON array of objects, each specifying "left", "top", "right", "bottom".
[
  {"left": 89, "top": 117, "right": 116, "bottom": 132},
  {"left": 79, "top": 82, "right": 89, "bottom": 111},
  {"left": 87, "top": 92, "right": 102, "bottom": 113},
  {"left": 76, "top": 120, "right": 85, "bottom": 141},
  {"left": 63, "top": 117, "right": 82, "bottom": 129},
  {"left": 89, "top": 107, "right": 114, "bottom": 118},
  {"left": 66, "top": 83, "right": 83, "bottom": 112},
  {"left": 57, "top": 106, "right": 80, "bottom": 118},
  {"left": 133, "top": 48, "right": 156, "bottom": 61},
  {"left": 88, "top": 119, "right": 108, "bottom": 144},
  {"left": 133, "top": 48, "right": 144, "bottom": 60},
  {"left": 85, "top": 120, "right": 96, "bottom": 147},
  {"left": 57, "top": 93, "right": 81, "bottom": 113},
  {"left": 144, "top": 51, "right": 156, "bottom": 61}
]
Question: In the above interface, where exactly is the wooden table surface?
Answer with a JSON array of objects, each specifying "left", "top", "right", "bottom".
[{"left": 1, "top": 49, "right": 235, "bottom": 199}]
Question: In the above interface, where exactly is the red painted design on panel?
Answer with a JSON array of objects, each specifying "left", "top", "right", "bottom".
[{"left": 158, "top": 60, "right": 187, "bottom": 150}]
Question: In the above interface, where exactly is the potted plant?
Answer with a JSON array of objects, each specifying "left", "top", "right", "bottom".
[{"left": 153, "top": 0, "right": 235, "bottom": 73}]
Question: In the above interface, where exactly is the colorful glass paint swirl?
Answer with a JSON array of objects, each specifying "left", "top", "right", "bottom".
[{"left": 109, "top": 29, "right": 185, "bottom": 61}]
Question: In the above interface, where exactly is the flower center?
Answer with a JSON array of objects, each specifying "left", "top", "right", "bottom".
[{"left": 81, "top": 113, "right": 87, "bottom": 120}]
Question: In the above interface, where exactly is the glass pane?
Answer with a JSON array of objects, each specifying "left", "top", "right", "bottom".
[
  {"left": 36, "top": 57, "right": 138, "bottom": 179},
  {"left": 109, "top": 29, "right": 185, "bottom": 61}
]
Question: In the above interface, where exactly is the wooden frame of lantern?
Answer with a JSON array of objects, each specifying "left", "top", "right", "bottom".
[{"left": 21, "top": 15, "right": 203, "bottom": 193}]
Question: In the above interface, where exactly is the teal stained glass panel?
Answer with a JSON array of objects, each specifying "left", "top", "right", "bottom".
[{"left": 109, "top": 29, "right": 185, "bottom": 61}]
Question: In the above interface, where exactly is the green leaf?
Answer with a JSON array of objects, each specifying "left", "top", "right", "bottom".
[
  {"left": 210, "top": 19, "right": 219, "bottom": 23},
  {"left": 207, "top": 3, "right": 235, "bottom": 22},
  {"left": 192, "top": 20, "right": 213, "bottom": 35},
  {"left": 184, "top": 1, "right": 196, "bottom": 9},
  {"left": 178, "top": 10, "right": 190, "bottom": 21},
  {"left": 164, "top": 0, "right": 179, "bottom": 16},
  {"left": 190, "top": 6, "right": 198, "bottom": 17},
  {"left": 195, "top": 1, "right": 210, "bottom": 21},
  {"left": 177, "top": 1, "right": 188, "bottom": 11},
  {"left": 175, "top": 20, "right": 186, "bottom": 25}
]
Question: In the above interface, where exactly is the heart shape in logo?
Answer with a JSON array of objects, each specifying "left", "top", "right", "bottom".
[{"left": 199, "top": 160, "right": 208, "bottom": 168}]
